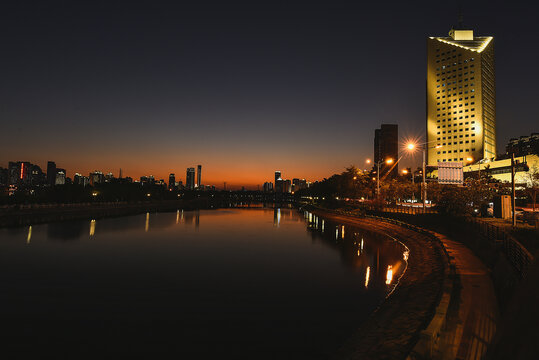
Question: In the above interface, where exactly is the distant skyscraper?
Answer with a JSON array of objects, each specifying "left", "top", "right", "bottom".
[
  {"left": 427, "top": 27, "right": 495, "bottom": 165},
  {"left": 283, "top": 179, "right": 292, "bottom": 193},
  {"left": 274, "top": 171, "right": 282, "bottom": 193},
  {"left": 186, "top": 167, "right": 195, "bottom": 190},
  {"left": 55, "top": 169, "right": 66, "bottom": 185},
  {"left": 47, "top": 161, "right": 56, "bottom": 186},
  {"left": 292, "top": 178, "right": 307, "bottom": 192},
  {"left": 89, "top": 171, "right": 104, "bottom": 186},
  {"left": 263, "top": 182, "right": 273, "bottom": 192},
  {"left": 74, "top": 173, "right": 89, "bottom": 186},
  {"left": 169, "top": 173, "right": 176, "bottom": 190},
  {"left": 374, "top": 124, "right": 398, "bottom": 177},
  {"left": 197, "top": 165, "right": 202, "bottom": 188},
  {"left": 8, "top": 161, "right": 32, "bottom": 186},
  {"left": 274, "top": 171, "right": 281, "bottom": 184}
]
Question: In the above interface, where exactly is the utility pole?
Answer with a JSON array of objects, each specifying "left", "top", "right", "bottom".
[
  {"left": 377, "top": 161, "right": 380, "bottom": 197},
  {"left": 422, "top": 148, "right": 427, "bottom": 214},
  {"left": 511, "top": 153, "right": 516, "bottom": 227}
]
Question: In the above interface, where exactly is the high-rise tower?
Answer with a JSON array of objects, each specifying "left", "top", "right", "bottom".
[
  {"left": 427, "top": 27, "right": 495, "bottom": 166},
  {"left": 186, "top": 167, "right": 195, "bottom": 190},
  {"left": 197, "top": 165, "right": 202, "bottom": 188},
  {"left": 374, "top": 124, "right": 398, "bottom": 177}
]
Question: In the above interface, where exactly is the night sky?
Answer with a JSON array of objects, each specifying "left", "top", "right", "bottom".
[{"left": 1, "top": 1, "right": 537, "bottom": 188}]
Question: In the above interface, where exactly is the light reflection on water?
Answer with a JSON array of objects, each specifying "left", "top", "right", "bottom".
[{"left": 0, "top": 207, "right": 407, "bottom": 359}]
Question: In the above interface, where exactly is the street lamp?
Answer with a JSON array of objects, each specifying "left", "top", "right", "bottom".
[
  {"left": 373, "top": 158, "right": 393, "bottom": 198},
  {"left": 406, "top": 141, "right": 441, "bottom": 213},
  {"left": 402, "top": 169, "right": 415, "bottom": 201}
]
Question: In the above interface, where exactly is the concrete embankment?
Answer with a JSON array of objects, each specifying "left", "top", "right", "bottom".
[
  {"left": 306, "top": 207, "right": 451, "bottom": 360},
  {"left": 0, "top": 199, "right": 214, "bottom": 227}
]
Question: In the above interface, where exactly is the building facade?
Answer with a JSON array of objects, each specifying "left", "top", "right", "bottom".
[
  {"left": 505, "top": 133, "right": 539, "bottom": 157},
  {"left": 427, "top": 28, "right": 495, "bottom": 166},
  {"left": 463, "top": 154, "right": 539, "bottom": 185},
  {"left": 274, "top": 171, "right": 282, "bottom": 193},
  {"left": 89, "top": 171, "right": 104, "bottom": 186},
  {"left": 169, "top": 173, "right": 176, "bottom": 190},
  {"left": 47, "top": 161, "right": 56, "bottom": 186},
  {"left": 186, "top": 167, "right": 195, "bottom": 190},
  {"left": 197, "top": 165, "right": 202, "bottom": 188},
  {"left": 374, "top": 124, "right": 398, "bottom": 177}
]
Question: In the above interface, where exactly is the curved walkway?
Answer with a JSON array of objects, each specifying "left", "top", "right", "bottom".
[{"left": 435, "top": 234, "right": 499, "bottom": 360}]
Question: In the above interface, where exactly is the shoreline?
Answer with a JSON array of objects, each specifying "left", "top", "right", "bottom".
[
  {"left": 306, "top": 207, "right": 450, "bottom": 359},
  {"left": 0, "top": 199, "right": 217, "bottom": 228}
]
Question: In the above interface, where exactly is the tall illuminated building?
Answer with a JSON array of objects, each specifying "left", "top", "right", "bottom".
[
  {"left": 427, "top": 27, "right": 495, "bottom": 166},
  {"left": 186, "top": 167, "right": 195, "bottom": 190}
]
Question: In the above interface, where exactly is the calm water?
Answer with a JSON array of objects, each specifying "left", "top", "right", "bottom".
[{"left": 0, "top": 207, "right": 407, "bottom": 359}]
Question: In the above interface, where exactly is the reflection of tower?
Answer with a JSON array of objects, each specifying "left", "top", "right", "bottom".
[
  {"left": 197, "top": 165, "right": 202, "bottom": 188},
  {"left": 195, "top": 210, "right": 200, "bottom": 230},
  {"left": 273, "top": 208, "right": 281, "bottom": 227}
]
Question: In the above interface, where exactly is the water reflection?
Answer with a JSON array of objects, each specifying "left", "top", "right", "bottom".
[
  {"left": 274, "top": 208, "right": 281, "bottom": 227},
  {"left": 0, "top": 207, "right": 409, "bottom": 358},
  {"left": 303, "top": 210, "right": 407, "bottom": 292},
  {"left": 26, "top": 226, "right": 32, "bottom": 244},
  {"left": 89, "top": 220, "right": 96, "bottom": 236},
  {"left": 386, "top": 265, "right": 393, "bottom": 285}
]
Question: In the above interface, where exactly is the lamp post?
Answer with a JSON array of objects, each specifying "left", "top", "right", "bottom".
[
  {"left": 369, "top": 158, "right": 393, "bottom": 198},
  {"left": 403, "top": 169, "right": 414, "bottom": 201},
  {"left": 406, "top": 142, "right": 441, "bottom": 214}
]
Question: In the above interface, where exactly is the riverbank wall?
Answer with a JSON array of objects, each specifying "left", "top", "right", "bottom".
[{"left": 0, "top": 199, "right": 217, "bottom": 228}]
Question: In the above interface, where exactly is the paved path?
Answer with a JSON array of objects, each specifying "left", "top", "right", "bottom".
[{"left": 436, "top": 234, "right": 499, "bottom": 360}]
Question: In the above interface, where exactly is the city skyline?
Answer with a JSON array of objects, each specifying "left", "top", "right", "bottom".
[{"left": 2, "top": 1, "right": 537, "bottom": 187}]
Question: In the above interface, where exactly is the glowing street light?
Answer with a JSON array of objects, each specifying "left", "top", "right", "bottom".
[{"left": 405, "top": 141, "right": 440, "bottom": 213}]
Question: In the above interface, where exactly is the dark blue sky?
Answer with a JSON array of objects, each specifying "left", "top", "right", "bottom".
[{"left": 1, "top": 0, "right": 537, "bottom": 187}]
